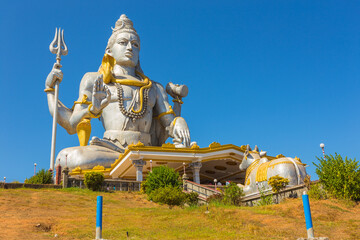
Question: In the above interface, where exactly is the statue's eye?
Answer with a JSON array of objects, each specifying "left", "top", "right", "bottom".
[
  {"left": 132, "top": 42, "right": 139, "bottom": 48},
  {"left": 118, "top": 40, "right": 127, "bottom": 45}
]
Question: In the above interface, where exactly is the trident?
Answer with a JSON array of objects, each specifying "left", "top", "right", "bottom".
[{"left": 48, "top": 28, "right": 68, "bottom": 171}]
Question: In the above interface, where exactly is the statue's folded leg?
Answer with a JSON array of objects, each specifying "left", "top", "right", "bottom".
[{"left": 55, "top": 145, "right": 121, "bottom": 170}]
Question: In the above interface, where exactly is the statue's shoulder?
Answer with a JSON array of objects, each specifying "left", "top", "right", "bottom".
[
  {"left": 79, "top": 72, "right": 101, "bottom": 90},
  {"left": 151, "top": 80, "right": 165, "bottom": 91}
]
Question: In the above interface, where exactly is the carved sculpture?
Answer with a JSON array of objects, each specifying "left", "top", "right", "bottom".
[
  {"left": 45, "top": 15, "right": 191, "bottom": 170},
  {"left": 239, "top": 145, "right": 308, "bottom": 195}
]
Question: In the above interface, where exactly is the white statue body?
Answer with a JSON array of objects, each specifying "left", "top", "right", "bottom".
[{"left": 45, "top": 15, "right": 191, "bottom": 169}]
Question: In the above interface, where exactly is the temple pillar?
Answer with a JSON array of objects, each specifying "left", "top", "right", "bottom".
[
  {"left": 55, "top": 164, "right": 62, "bottom": 185},
  {"left": 190, "top": 162, "right": 202, "bottom": 184},
  {"left": 132, "top": 159, "right": 146, "bottom": 182},
  {"left": 62, "top": 167, "right": 69, "bottom": 188}
]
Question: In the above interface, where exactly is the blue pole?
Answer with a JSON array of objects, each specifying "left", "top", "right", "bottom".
[
  {"left": 302, "top": 191, "right": 314, "bottom": 238},
  {"left": 96, "top": 196, "right": 103, "bottom": 239}
]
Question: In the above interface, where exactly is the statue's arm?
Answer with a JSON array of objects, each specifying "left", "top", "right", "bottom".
[
  {"left": 45, "top": 68, "right": 106, "bottom": 135},
  {"left": 67, "top": 73, "right": 98, "bottom": 131},
  {"left": 154, "top": 82, "right": 191, "bottom": 147}
]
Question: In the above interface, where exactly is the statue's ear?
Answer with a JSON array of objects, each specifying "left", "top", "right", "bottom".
[{"left": 105, "top": 47, "right": 112, "bottom": 56}]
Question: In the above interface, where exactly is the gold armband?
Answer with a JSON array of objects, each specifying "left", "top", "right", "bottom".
[
  {"left": 71, "top": 94, "right": 92, "bottom": 110},
  {"left": 88, "top": 104, "right": 102, "bottom": 118},
  {"left": 172, "top": 98, "right": 183, "bottom": 104},
  {"left": 44, "top": 87, "right": 55, "bottom": 92},
  {"left": 154, "top": 106, "right": 176, "bottom": 120}
]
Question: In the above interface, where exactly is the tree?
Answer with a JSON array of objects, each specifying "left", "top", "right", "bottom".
[
  {"left": 313, "top": 153, "right": 360, "bottom": 201},
  {"left": 268, "top": 175, "right": 289, "bottom": 193},
  {"left": 223, "top": 182, "right": 244, "bottom": 205},
  {"left": 84, "top": 172, "right": 104, "bottom": 191},
  {"left": 25, "top": 169, "right": 52, "bottom": 184},
  {"left": 142, "top": 166, "right": 181, "bottom": 195}
]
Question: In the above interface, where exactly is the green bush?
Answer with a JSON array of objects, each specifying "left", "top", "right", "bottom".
[
  {"left": 25, "top": 169, "right": 52, "bottom": 184},
  {"left": 313, "top": 153, "right": 360, "bottom": 201},
  {"left": 268, "top": 175, "right": 290, "bottom": 193},
  {"left": 257, "top": 186, "right": 273, "bottom": 206},
  {"left": 84, "top": 172, "right": 104, "bottom": 191},
  {"left": 207, "top": 193, "right": 224, "bottom": 204},
  {"left": 149, "top": 186, "right": 185, "bottom": 208},
  {"left": 185, "top": 192, "right": 199, "bottom": 206},
  {"left": 142, "top": 166, "right": 181, "bottom": 195},
  {"left": 308, "top": 183, "right": 328, "bottom": 200},
  {"left": 223, "top": 182, "right": 244, "bottom": 206}
]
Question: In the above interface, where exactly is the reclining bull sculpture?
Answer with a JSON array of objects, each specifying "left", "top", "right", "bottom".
[{"left": 239, "top": 145, "right": 308, "bottom": 196}]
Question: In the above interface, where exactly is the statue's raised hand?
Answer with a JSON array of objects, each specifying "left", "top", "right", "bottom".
[
  {"left": 45, "top": 63, "right": 63, "bottom": 88},
  {"left": 90, "top": 75, "right": 111, "bottom": 115},
  {"left": 172, "top": 117, "right": 191, "bottom": 148}
]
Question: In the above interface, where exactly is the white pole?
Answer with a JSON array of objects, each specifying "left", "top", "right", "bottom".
[{"left": 50, "top": 82, "right": 59, "bottom": 171}]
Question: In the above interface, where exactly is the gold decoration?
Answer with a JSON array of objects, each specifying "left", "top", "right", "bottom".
[
  {"left": 154, "top": 106, "right": 176, "bottom": 119},
  {"left": 171, "top": 117, "right": 179, "bottom": 126},
  {"left": 44, "top": 87, "right": 55, "bottom": 92},
  {"left": 99, "top": 54, "right": 152, "bottom": 114},
  {"left": 111, "top": 158, "right": 121, "bottom": 168},
  {"left": 88, "top": 104, "right": 102, "bottom": 118},
  {"left": 247, "top": 178, "right": 250, "bottom": 185},
  {"left": 244, "top": 159, "right": 260, "bottom": 185},
  {"left": 276, "top": 154, "right": 285, "bottom": 159},
  {"left": 128, "top": 141, "right": 145, "bottom": 149},
  {"left": 172, "top": 98, "right": 183, "bottom": 104},
  {"left": 71, "top": 94, "right": 91, "bottom": 110},
  {"left": 294, "top": 156, "right": 302, "bottom": 162},
  {"left": 71, "top": 167, "right": 82, "bottom": 174},
  {"left": 135, "top": 141, "right": 145, "bottom": 147},
  {"left": 161, "top": 143, "right": 176, "bottom": 148},
  {"left": 76, "top": 118, "right": 91, "bottom": 146},
  {"left": 256, "top": 161, "right": 271, "bottom": 182},
  {"left": 191, "top": 143, "right": 200, "bottom": 150},
  {"left": 99, "top": 54, "right": 116, "bottom": 84},
  {"left": 93, "top": 165, "right": 105, "bottom": 171},
  {"left": 209, "top": 142, "right": 221, "bottom": 149},
  {"left": 240, "top": 145, "right": 247, "bottom": 151}
]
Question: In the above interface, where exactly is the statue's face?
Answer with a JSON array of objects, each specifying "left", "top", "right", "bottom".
[{"left": 109, "top": 32, "right": 140, "bottom": 67}]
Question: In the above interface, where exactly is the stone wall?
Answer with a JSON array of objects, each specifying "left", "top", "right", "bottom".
[
  {"left": 241, "top": 184, "right": 308, "bottom": 206},
  {"left": 67, "top": 178, "right": 141, "bottom": 192},
  {"left": 0, "top": 182, "right": 62, "bottom": 189}
]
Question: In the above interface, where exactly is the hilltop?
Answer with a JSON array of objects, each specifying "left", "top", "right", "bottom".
[{"left": 0, "top": 188, "right": 359, "bottom": 240}]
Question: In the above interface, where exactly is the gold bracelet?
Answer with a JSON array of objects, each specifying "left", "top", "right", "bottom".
[
  {"left": 44, "top": 87, "right": 55, "bottom": 92},
  {"left": 88, "top": 104, "right": 102, "bottom": 118},
  {"left": 154, "top": 106, "right": 176, "bottom": 119},
  {"left": 171, "top": 117, "right": 180, "bottom": 126},
  {"left": 172, "top": 98, "right": 183, "bottom": 104}
]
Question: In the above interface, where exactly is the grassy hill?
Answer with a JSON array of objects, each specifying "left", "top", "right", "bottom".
[{"left": 0, "top": 188, "right": 359, "bottom": 240}]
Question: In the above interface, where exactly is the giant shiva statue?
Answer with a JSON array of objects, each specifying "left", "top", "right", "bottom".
[{"left": 45, "top": 15, "right": 191, "bottom": 170}]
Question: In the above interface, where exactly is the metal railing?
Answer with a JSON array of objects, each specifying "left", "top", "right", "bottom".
[{"left": 183, "top": 180, "right": 221, "bottom": 201}]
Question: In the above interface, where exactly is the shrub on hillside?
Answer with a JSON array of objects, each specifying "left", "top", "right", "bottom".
[
  {"left": 223, "top": 182, "right": 244, "bottom": 206},
  {"left": 25, "top": 169, "right": 52, "bottom": 184},
  {"left": 149, "top": 186, "right": 186, "bottom": 208},
  {"left": 308, "top": 183, "right": 328, "bottom": 200},
  {"left": 256, "top": 186, "right": 273, "bottom": 206},
  {"left": 207, "top": 193, "right": 224, "bottom": 204},
  {"left": 313, "top": 153, "right": 360, "bottom": 201},
  {"left": 268, "top": 175, "right": 290, "bottom": 193},
  {"left": 185, "top": 192, "right": 199, "bottom": 206},
  {"left": 84, "top": 172, "right": 104, "bottom": 191},
  {"left": 142, "top": 166, "right": 181, "bottom": 195}
]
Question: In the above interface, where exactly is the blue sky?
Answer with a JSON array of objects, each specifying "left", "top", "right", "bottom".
[{"left": 1, "top": 1, "right": 359, "bottom": 182}]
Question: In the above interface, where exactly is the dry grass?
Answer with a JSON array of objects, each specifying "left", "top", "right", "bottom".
[{"left": 0, "top": 188, "right": 359, "bottom": 239}]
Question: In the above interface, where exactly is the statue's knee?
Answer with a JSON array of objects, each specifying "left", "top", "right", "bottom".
[{"left": 55, "top": 147, "right": 81, "bottom": 167}]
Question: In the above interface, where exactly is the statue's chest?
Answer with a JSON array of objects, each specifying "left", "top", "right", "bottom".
[{"left": 107, "top": 84, "right": 156, "bottom": 107}]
